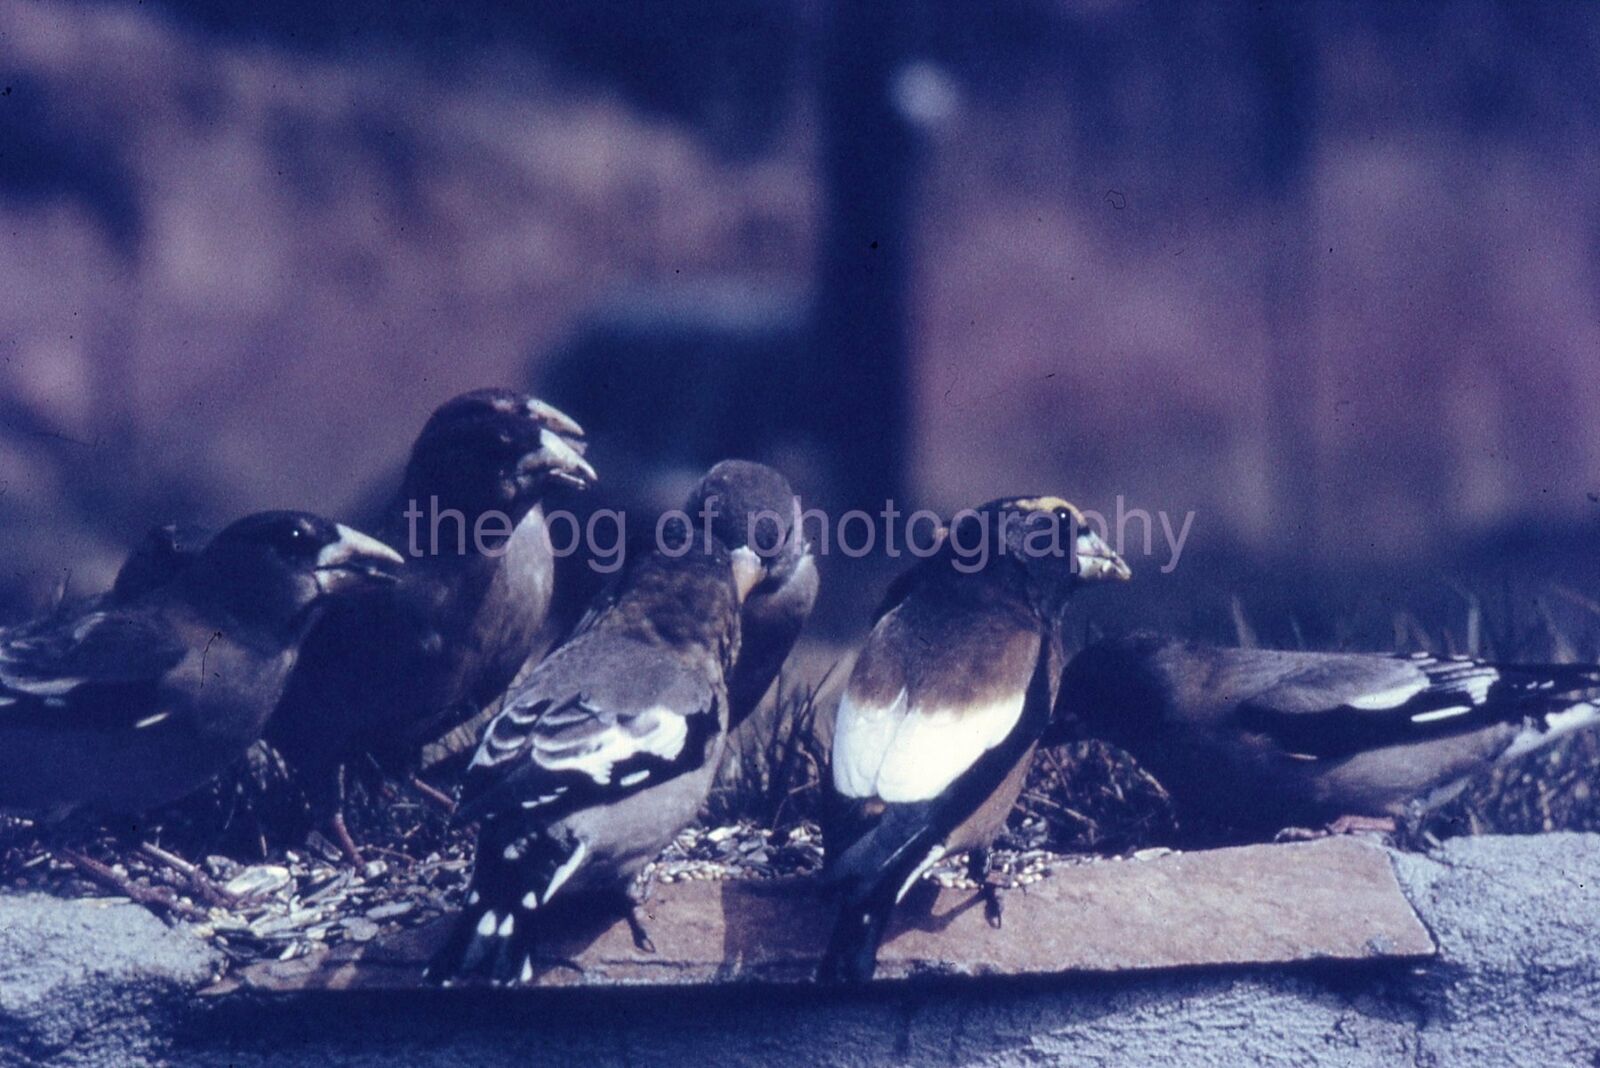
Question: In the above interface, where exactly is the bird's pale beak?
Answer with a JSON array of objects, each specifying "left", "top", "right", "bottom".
[
  {"left": 315, "top": 525, "right": 405, "bottom": 594},
  {"left": 729, "top": 545, "right": 766, "bottom": 603},
  {"left": 526, "top": 398, "right": 585, "bottom": 439},
  {"left": 520, "top": 427, "right": 599, "bottom": 490},
  {"left": 1074, "top": 529, "right": 1132, "bottom": 582}
]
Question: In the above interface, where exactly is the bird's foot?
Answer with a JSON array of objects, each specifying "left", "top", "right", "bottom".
[
  {"left": 625, "top": 906, "right": 657, "bottom": 954},
  {"left": 979, "top": 883, "right": 1004, "bottom": 929},
  {"left": 1327, "top": 814, "right": 1397, "bottom": 837},
  {"left": 1275, "top": 815, "right": 1397, "bottom": 842}
]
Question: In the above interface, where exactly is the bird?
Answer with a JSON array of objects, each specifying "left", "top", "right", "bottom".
[
  {"left": 265, "top": 388, "right": 596, "bottom": 859},
  {"left": 1053, "top": 632, "right": 1600, "bottom": 835},
  {"left": 425, "top": 517, "right": 766, "bottom": 986},
  {"left": 0, "top": 512, "right": 403, "bottom": 819},
  {"left": 677, "top": 460, "right": 818, "bottom": 728},
  {"left": 818, "top": 497, "right": 1131, "bottom": 983},
  {"left": 109, "top": 522, "right": 213, "bottom": 602}
]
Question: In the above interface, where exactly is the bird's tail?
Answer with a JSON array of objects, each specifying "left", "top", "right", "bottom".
[
  {"left": 1501, "top": 697, "right": 1600, "bottom": 763},
  {"left": 1490, "top": 660, "right": 1600, "bottom": 700},
  {"left": 1486, "top": 661, "right": 1600, "bottom": 761},
  {"left": 817, "top": 888, "right": 895, "bottom": 984},
  {"left": 425, "top": 828, "right": 578, "bottom": 986}
]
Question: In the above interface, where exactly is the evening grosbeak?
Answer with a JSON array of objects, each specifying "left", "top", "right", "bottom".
[
  {"left": 266, "top": 389, "right": 595, "bottom": 857},
  {"left": 1055, "top": 632, "right": 1600, "bottom": 834},
  {"left": 679, "top": 459, "right": 818, "bottom": 728},
  {"left": 819, "top": 496, "right": 1131, "bottom": 982},
  {"left": 426, "top": 515, "right": 765, "bottom": 985},
  {"left": 0, "top": 512, "right": 401, "bottom": 818}
]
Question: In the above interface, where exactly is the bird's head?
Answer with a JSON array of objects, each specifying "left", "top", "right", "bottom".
[
  {"left": 111, "top": 521, "right": 212, "bottom": 602},
  {"left": 402, "top": 389, "right": 597, "bottom": 524},
  {"left": 682, "top": 460, "right": 809, "bottom": 598},
  {"left": 191, "top": 511, "right": 404, "bottom": 637},
  {"left": 946, "top": 495, "right": 1130, "bottom": 615}
]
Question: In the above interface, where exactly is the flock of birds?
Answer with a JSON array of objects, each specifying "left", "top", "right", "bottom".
[{"left": 2, "top": 387, "right": 1597, "bottom": 986}]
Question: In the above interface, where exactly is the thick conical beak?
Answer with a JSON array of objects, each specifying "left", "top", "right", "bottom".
[
  {"left": 1074, "top": 529, "right": 1132, "bottom": 582},
  {"left": 520, "top": 427, "right": 599, "bottom": 490},
  {"left": 314, "top": 524, "right": 404, "bottom": 594},
  {"left": 729, "top": 545, "right": 766, "bottom": 603},
  {"left": 526, "top": 398, "right": 585, "bottom": 438}
]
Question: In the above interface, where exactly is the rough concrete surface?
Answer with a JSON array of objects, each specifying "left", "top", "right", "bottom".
[
  {"left": 0, "top": 894, "right": 219, "bottom": 1068},
  {"left": 1, "top": 834, "right": 1596, "bottom": 1067}
]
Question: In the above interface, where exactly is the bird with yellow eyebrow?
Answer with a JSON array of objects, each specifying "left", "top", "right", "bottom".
[{"left": 818, "top": 496, "right": 1131, "bottom": 983}]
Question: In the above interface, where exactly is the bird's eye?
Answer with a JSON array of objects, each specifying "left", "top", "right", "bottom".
[{"left": 275, "top": 522, "right": 322, "bottom": 558}]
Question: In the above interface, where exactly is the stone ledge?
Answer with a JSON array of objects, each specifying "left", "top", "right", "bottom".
[
  {"left": 215, "top": 836, "right": 1433, "bottom": 992},
  {"left": 3, "top": 833, "right": 1597, "bottom": 1067}
]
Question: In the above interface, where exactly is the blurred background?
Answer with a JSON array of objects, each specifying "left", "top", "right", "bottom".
[{"left": 3, "top": 0, "right": 1600, "bottom": 653}]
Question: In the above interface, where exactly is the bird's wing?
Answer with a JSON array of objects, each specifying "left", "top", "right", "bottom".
[
  {"left": 1230, "top": 650, "right": 1598, "bottom": 758},
  {"left": 456, "top": 642, "right": 721, "bottom": 823},
  {"left": 0, "top": 609, "right": 187, "bottom": 728},
  {"left": 825, "top": 612, "right": 1052, "bottom": 918},
  {"left": 832, "top": 622, "right": 1042, "bottom": 804},
  {"left": 562, "top": 569, "right": 627, "bottom": 643}
]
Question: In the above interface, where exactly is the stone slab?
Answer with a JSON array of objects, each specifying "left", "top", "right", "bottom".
[{"left": 218, "top": 836, "right": 1433, "bottom": 993}]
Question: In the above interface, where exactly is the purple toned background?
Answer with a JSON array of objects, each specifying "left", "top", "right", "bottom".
[{"left": 2, "top": 1, "right": 1598, "bottom": 644}]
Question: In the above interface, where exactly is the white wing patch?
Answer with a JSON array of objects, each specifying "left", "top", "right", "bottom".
[
  {"left": 1415, "top": 657, "right": 1497, "bottom": 705},
  {"left": 895, "top": 844, "right": 948, "bottom": 903},
  {"left": 534, "top": 707, "right": 687, "bottom": 786},
  {"left": 1346, "top": 677, "right": 1427, "bottom": 710},
  {"left": 831, "top": 688, "right": 907, "bottom": 799},
  {"left": 832, "top": 686, "right": 1027, "bottom": 804},
  {"left": 542, "top": 841, "right": 589, "bottom": 903},
  {"left": 1410, "top": 705, "right": 1472, "bottom": 724}
]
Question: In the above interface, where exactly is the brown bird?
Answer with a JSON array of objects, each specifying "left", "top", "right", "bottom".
[
  {"left": 0, "top": 512, "right": 402, "bottom": 819},
  {"left": 680, "top": 460, "right": 818, "bottom": 728},
  {"left": 266, "top": 388, "right": 595, "bottom": 859},
  {"left": 819, "top": 497, "right": 1130, "bottom": 982},
  {"left": 1055, "top": 632, "right": 1600, "bottom": 835},
  {"left": 426, "top": 515, "right": 767, "bottom": 986}
]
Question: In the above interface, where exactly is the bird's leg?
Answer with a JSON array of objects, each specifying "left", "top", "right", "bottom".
[
  {"left": 1276, "top": 815, "right": 1398, "bottom": 842},
  {"left": 620, "top": 885, "right": 657, "bottom": 954},
  {"left": 329, "top": 766, "right": 364, "bottom": 866},
  {"left": 1326, "top": 814, "right": 1397, "bottom": 837},
  {"left": 410, "top": 776, "right": 457, "bottom": 813},
  {"left": 967, "top": 848, "right": 1003, "bottom": 930}
]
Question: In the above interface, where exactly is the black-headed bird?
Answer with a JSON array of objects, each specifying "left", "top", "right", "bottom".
[
  {"left": 1055, "top": 632, "right": 1600, "bottom": 835},
  {"left": 681, "top": 460, "right": 818, "bottom": 728},
  {"left": 266, "top": 388, "right": 595, "bottom": 858},
  {"left": 819, "top": 497, "right": 1131, "bottom": 983},
  {"left": 0, "top": 512, "right": 402, "bottom": 819},
  {"left": 109, "top": 522, "right": 213, "bottom": 602},
  {"left": 426, "top": 519, "right": 765, "bottom": 986}
]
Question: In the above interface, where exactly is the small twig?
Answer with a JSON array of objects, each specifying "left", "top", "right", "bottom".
[
  {"left": 61, "top": 850, "right": 207, "bottom": 923},
  {"left": 410, "top": 776, "right": 457, "bottom": 812},
  {"left": 138, "top": 842, "right": 236, "bottom": 907}
]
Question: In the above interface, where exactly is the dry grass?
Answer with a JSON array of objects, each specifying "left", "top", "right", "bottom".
[{"left": 707, "top": 669, "right": 835, "bottom": 833}]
